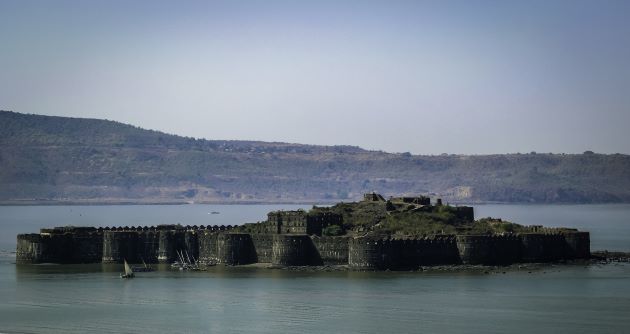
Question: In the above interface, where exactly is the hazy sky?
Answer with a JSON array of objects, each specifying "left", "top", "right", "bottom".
[{"left": 1, "top": 0, "right": 629, "bottom": 154}]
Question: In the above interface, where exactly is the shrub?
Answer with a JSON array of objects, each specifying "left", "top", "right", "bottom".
[{"left": 322, "top": 225, "right": 343, "bottom": 236}]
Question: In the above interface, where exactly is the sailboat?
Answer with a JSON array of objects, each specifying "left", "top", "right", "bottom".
[{"left": 120, "top": 259, "right": 135, "bottom": 279}]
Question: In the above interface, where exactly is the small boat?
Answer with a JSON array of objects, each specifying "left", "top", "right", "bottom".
[
  {"left": 170, "top": 250, "right": 210, "bottom": 271},
  {"left": 211, "top": 211, "right": 220, "bottom": 214},
  {"left": 120, "top": 259, "right": 135, "bottom": 279}
]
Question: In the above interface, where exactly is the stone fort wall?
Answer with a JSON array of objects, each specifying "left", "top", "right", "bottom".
[{"left": 17, "top": 226, "right": 590, "bottom": 269}]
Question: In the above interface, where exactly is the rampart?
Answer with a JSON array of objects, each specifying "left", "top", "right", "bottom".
[{"left": 16, "top": 227, "right": 590, "bottom": 269}]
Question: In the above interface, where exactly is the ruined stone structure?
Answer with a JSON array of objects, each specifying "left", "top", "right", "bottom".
[
  {"left": 364, "top": 192, "right": 386, "bottom": 202},
  {"left": 16, "top": 194, "right": 591, "bottom": 270},
  {"left": 390, "top": 196, "right": 431, "bottom": 205},
  {"left": 265, "top": 210, "right": 342, "bottom": 235}
]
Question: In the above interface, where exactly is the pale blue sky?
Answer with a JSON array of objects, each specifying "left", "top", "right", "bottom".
[{"left": 1, "top": 0, "right": 629, "bottom": 154}]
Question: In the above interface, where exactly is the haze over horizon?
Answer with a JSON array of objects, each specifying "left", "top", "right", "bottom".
[{"left": 1, "top": 0, "right": 629, "bottom": 155}]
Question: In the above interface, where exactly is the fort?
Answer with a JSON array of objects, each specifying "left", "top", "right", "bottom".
[{"left": 16, "top": 194, "right": 590, "bottom": 270}]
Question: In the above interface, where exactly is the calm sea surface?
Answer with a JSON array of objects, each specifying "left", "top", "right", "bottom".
[{"left": 1, "top": 204, "right": 629, "bottom": 333}]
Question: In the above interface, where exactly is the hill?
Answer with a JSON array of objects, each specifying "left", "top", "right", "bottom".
[{"left": 1, "top": 110, "right": 629, "bottom": 204}]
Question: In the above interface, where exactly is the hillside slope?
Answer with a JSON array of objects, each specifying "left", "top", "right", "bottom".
[{"left": 1, "top": 110, "right": 629, "bottom": 204}]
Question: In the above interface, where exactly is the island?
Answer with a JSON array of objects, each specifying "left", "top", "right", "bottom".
[{"left": 16, "top": 193, "right": 590, "bottom": 270}]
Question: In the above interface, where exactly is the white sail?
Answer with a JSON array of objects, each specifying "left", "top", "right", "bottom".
[{"left": 124, "top": 259, "right": 133, "bottom": 275}]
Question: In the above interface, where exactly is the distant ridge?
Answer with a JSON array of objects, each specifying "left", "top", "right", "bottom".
[{"left": 1, "top": 110, "right": 629, "bottom": 204}]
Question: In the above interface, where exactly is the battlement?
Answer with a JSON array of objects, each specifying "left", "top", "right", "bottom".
[
  {"left": 40, "top": 226, "right": 98, "bottom": 234},
  {"left": 93, "top": 224, "right": 237, "bottom": 232}
]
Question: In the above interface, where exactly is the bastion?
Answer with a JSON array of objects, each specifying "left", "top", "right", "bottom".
[{"left": 16, "top": 194, "right": 590, "bottom": 270}]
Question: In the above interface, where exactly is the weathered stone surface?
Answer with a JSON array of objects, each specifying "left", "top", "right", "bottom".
[
  {"left": 217, "top": 233, "right": 255, "bottom": 265},
  {"left": 272, "top": 235, "right": 318, "bottom": 266},
  {"left": 16, "top": 227, "right": 590, "bottom": 268}
]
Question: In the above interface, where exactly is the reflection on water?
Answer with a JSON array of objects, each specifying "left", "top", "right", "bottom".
[{"left": 2, "top": 257, "right": 630, "bottom": 334}]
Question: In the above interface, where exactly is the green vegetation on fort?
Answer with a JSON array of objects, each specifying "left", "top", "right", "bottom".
[
  {"left": 2, "top": 110, "right": 630, "bottom": 204},
  {"left": 310, "top": 197, "right": 529, "bottom": 237},
  {"left": 469, "top": 218, "right": 531, "bottom": 234}
]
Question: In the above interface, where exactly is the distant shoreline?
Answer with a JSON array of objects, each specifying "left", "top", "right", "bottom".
[
  {"left": 1, "top": 199, "right": 628, "bottom": 206},
  {"left": 0, "top": 199, "right": 335, "bottom": 206}
]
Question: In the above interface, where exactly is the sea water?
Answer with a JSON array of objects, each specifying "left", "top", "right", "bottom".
[{"left": 1, "top": 204, "right": 629, "bottom": 333}]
